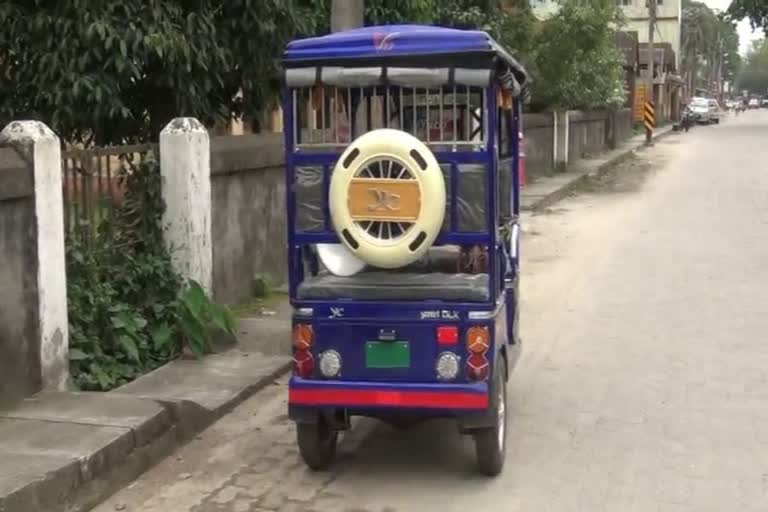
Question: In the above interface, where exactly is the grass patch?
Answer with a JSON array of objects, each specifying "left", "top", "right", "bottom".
[{"left": 231, "top": 291, "right": 289, "bottom": 318}]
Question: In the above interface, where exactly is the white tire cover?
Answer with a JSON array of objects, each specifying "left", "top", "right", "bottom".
[
  {"left": 329, "top": 128, "right": 446, "bottom": 269},
  {"left": 316, "top": 243, "right": 366, "bottom": 276}
]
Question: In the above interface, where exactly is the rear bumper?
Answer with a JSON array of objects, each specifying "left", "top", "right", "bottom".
[{"left": 288, "top": 377, "right": 489, "bottom": 412}]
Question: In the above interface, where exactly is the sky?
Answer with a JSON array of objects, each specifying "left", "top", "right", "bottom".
[{"left": 703, "top": 0, "right": 764, "bottom": 54}]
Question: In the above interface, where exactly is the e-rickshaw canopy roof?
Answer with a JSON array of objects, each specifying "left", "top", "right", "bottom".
[{"left": 283, "top": 25, "right": 529, "bottom": 96}]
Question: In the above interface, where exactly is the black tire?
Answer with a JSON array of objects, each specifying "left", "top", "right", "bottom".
[
  {"left": 296, "top": 419, "right": 338, "bottom": 471},
  {"left": 474, "top": 357, "right": 508, "bottom": 476}
]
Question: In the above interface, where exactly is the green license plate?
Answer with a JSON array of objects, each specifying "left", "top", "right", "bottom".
[{"left": 365, "top": 341, "right": 410, "bottom": 369}]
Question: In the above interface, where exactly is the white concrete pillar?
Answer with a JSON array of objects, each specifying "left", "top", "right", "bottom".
[
  {"left": 553, "top": 111, "right": 570, "bottom": 168},
  {"left": 0, "top": 121, "right": 69, "bottom": 390},
  {"left": 160, "top": 118, "right": 213, "bottom": 294}
]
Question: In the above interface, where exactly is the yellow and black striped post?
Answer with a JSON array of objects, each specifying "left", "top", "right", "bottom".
[{"left": 644, "top": 101, "right": 656, "bottom": 143}]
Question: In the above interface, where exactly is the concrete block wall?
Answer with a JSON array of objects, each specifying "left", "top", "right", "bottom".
[
  {"left": 209, "top": 133, "right": 287, "bottom": 305},
  {"left": 523, "top": 113, "right": 556, "bottom": 176},
  {"left": 568, "top": 110, "right": 610, "bottom": 159},
  {"left": 0, "top": 146, "right": 39, "bottom": 406},
  {"left": 614, "top": 109, "right": 634, "bottom": 144}
]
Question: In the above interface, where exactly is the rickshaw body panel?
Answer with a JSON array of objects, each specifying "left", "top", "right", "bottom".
[{"left": 287, "top": 296, "right": 520, "bottom": 426}]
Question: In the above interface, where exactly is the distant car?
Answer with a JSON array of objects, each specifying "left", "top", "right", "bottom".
[
  {"left": 688, "top": 97, "right": 718, "bottom": 124},
  {"left": 707, "top": 99, "right": 722, "bottom": 124},
  {"left": 748, "top": 98, "right": 760, "bottom": 109},
  {"left": 762, "top": 99, "right": 768, "bottom": 108}
]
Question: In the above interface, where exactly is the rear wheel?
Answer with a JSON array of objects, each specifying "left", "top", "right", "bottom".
[
  {"left": 474, "top": 357, "right": 508, "bottom": 476},
  {"left": 297, "top": 419, "right": 338, "bottom": 471}
]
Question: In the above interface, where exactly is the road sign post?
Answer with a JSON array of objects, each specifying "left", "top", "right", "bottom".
[
  {"left": 646, "top": 0, "right": 656, "bottom": 145},
  {"left": 644, "top": 101, "right": 656, "bottom": 138}
]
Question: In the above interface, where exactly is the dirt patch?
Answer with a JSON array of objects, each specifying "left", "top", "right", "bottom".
[{"left": 569, "top": 151, "right": 657, "bottom": 196}]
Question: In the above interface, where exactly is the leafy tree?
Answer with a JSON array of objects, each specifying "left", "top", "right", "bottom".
[
  {"left": 434, "top": 0, "right": 535, "bottom": 57},
  {"left": 728, "top": 0, "right": 768, "bottom": 34},
  {"left": 736, "top": 40, "right": 768, "bottom": 95},
  {"left": 719, "top": 19, "right": 742, "bottom": 86},
  {"left": 0, "top": 0, "right": 311, "bottom": 144},
  {"left": 529, "top": 2, "right": 625, "bottom": 110},
  {"left": 681, "top": 2, "right": 739, "bottom": 96}
]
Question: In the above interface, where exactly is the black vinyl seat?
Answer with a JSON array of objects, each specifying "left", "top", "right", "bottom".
[
  {"left": 296, "top": 271, "right": 489, "bottom": 302},
  {"left": 296, "top": 246, "right": 490, "bottom": 302}
]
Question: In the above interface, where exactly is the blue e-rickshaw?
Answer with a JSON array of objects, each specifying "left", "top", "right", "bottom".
[{"left": 282, "top": 25, "right": 529, "bottom": 476}]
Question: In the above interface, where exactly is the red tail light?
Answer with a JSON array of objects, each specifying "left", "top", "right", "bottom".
[
  {"left": 293, "top": 324, "right": 314, "bottom": 351},
  {"left": 466, "top": 354, "right": 490, "bottom": 381},
  {"left": 293, "top": 349, "right": 314, "bottom": 378},
  {"left": 436, "top": 325, "right": 459, "bottom": 345}
]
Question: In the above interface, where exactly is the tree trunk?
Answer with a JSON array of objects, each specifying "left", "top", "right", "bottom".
[{"left": 331, "top": 0, "right": 364, "bottom": 33}]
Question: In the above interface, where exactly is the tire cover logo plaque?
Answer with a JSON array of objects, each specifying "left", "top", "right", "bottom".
[{"left": 347, "top": 178, "right": 421, "bottom": 222}]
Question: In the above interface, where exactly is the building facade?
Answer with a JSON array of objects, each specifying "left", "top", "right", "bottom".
[{"left": 619, "top": 0, "right": 682, "bottom": 71}]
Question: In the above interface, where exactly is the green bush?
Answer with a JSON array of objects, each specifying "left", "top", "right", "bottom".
[
  {"left": 67, "top": 156, "right": 235, "bottom": 391},
  {"left": 529, "top": 2, "right": 626, "bottom": 112}
]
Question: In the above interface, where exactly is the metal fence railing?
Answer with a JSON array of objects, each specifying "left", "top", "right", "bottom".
[
  {"left": 292, "top": 85, "right": 486, "bottom": 151},
  {"left": 62, "top": 143, "right": 157, "bottom": 242}
]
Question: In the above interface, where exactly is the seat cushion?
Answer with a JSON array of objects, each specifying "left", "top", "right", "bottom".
[{"left": 296, "top": 271, "right": 489, "bottom": 302}]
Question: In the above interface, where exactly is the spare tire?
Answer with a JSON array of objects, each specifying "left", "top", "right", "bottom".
[{"left": 329, "top": 129, "right": 446, "bottom": 269}]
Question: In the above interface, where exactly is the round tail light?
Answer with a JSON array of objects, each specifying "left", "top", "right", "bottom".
[
  {"left": 293, "top": 349, "right": 314, "bottom": 378},
  {"left": 293, "top": 324, "right": 314, "bottom": 351},
  {"left": 466, "top": 354, "right": 490, "bottom": 381},
  {"left": 466, "top": 326, "right": 490, "bottom": 355}
]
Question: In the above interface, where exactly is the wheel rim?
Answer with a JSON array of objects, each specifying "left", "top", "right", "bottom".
[{"left": 497, "top": 383, "right": 506, "bottom": 450}]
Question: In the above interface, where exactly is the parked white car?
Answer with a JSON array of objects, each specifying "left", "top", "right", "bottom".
[{"left": 688, "top": 97, "right": 719, "bottom": 124}]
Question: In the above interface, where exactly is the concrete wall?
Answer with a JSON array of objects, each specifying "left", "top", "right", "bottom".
[
  {"left": 614, "top": 108, "right": 634, "bottom": 143},
  {"left": 523, "top": 113, "right": 555, "bottom": 175},
  {"left": 568, "top": 110, "right": 609, "bottom": 159},
  {"left": 210, "top": 134, "right": 287, "bottom": 305},
  {"left": 0, "top": 146, "right": 40, "bottom": 407}
]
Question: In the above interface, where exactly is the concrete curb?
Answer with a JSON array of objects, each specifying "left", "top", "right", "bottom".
[
  {"left": 521, "top": 126, "right": 675, "bottom": 212},
  {"left": 0, "top": 348, "right": 291, "bottom": 512},
  {"left": 117, "top": 352, "right": 291, "bottom": 440}
]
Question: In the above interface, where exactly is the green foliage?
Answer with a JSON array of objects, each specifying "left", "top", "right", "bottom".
[
  {"left": 366, "top": 0, "right": 435, "bottom": 25},
  {"left": 0, "top": 0, "right": 310, "bottom": 144},
  {"left": 434, "top": 0, "right": 535, "bottom": 57},
  {"left": 529, "top": 2, "right": 625, "bottom": 111},
  {"left": 67, "top": 157, "right": 236, "bottom": 391},
  {"left": 736, "top": 39, "right": 768, "bottom": 95},
  {"left": 0, "top": 0, "right": 629, "bottom": 143},
  {"left": 682, "top": 2, "right": 741, "bottom": 93},
  {"left": 252, "top": 274, "right": 273, "bottom": 298},
  {"left": 728, "top": 0, "right": 768, "bottom": 34}
]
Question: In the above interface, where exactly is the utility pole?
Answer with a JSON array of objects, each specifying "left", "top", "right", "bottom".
[
  {"left": 716, "top": 35, "right": 724, "bottom": 102},
  {"left": 331, "top": 0, "right": 364, "bottom": 33},
  {"left": 645, "top": 0, "right": 657, "bottom": 145}
]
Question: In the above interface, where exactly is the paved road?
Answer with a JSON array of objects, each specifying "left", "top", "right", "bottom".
[{"left": 95, "top": 111, "right": 768, "bottom": 512}]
